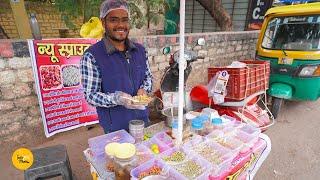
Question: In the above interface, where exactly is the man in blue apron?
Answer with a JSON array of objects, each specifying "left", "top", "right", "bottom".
[{"left": 80, "top": 0, "right": 153, "bottom": 133}]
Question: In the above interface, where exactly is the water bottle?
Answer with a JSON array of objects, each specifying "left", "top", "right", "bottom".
[
  {"left": 29, "top": 13, "right": 42, "bottom": 40},
  {"left": 171, "top": 120, "right": 179, "bottom": 139}
]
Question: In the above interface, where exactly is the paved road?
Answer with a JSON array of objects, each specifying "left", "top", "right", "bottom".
[
  {"left": 1, "top": 100, "right": 319, "bottom": 180},
  {"left": 256, "top": 99, "right": 320, "bottom": 180}
]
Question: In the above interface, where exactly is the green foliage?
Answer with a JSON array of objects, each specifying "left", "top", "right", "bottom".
[
  {"left": 164, "top": 0, "right": 179, "bottom": 34},
  {"left": 145, "top": 0, "right": 165, "bottom": 28},
  {"left": 53, "top": 0, "right": 100, "bottom": 29},
  {"left": 127, "top": 1, "right": 146, "bottom": 29},
  {"left": 50, "top": 0, "right": 176, "bottom": 31}
]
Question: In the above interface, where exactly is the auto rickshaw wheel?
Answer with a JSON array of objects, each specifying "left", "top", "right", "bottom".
[{"left": 271, "top": 97, "right": 283, "bottom": 119}]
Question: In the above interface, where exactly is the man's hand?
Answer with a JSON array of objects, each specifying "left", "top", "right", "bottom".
[
  {"left": 114, "top": 91, "right": 146, "bottom": 110},
  {"left": 137, "top": 88, "right": 147, "bottom": 96}
]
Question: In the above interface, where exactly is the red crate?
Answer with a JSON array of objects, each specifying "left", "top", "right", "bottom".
[{"left": 208, "top": 60, "right": 270, "bottom": 101}]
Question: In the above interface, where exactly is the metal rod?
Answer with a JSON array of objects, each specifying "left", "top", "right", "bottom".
[
  {"left": 191, "top": 0, "right": 195, "bottom": 33},
  {"left": 177, "top": 0, "right": 186, "bottom": 145}
]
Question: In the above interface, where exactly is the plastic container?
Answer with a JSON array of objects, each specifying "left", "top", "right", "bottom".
[
  {"left": 182, "top": 134, "right": 204, "bottom": 150},
  {"left": 222, "top": 126, "right": 238, "bottom": 137},
  {"left": 208, "top": 60, "right": 270, "bottom": 100},
  {"left": 84, "top": 150, "right": 115, "bottom": 179},
  {"left": 212, "top": 136, "right": 244, "bottom": 152},
  {"left": 227, "top": 120, "right": 244, "bottom": 129},
  {"left": 219, "top": 115, "right": 237, "bottom": 127},
  {"left": 191, "top": 118, "right": 206, "bottom": 136},
  {"left": 130, "top": 158, "right": 182, "bottom": 180},
  {"left": 153, "top": 131, "right": 174, "bottom": 147},
  {"left": 221, "top": 114, "right": 237, "bottom": 122},
  {"left": 185, "top": 111, "right": 200, "bottom": 126},
  {"left": 168, "top": 152, "right": 212, "bottom": 180},
  {"left": 88, "top": 129, "right": 135, "bottom": 157},
  {"left": 233, "top": 124, "right": 261, "bottom": 149},
  {"left": 135, "top": 144, "right": 154, "bottom": 165},
  {"left": 201, "top": 108, "right": 220, "bottom": 120},
  {"left": 205, "top": 129, "right": 224, "bottom": 140},
  {"left": 188, "top": 140, "right": 238, "bottom": 175},
  {"left": 129, "top": 120, "right": 145, "bottom": 143},
  {"left": 159, "top": 147, "right": 189, "bottom": 165},
  {"left": 212, "top": 118, "right": 224, "bottom": 129},
  {"left": 198, "top": 115, "right": 211, "bottom": 131},
  {"left": 239, "top": 124, "right": 261, "bottom": 138},
  {"left": 143, "top": 137, "right": 170, "bottom": 155},
  {"left": 234, "top": 129, "right": 259, "bottom": 150}
]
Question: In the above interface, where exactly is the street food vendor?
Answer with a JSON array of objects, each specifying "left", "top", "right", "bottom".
[{"left": 80, "top": 0, "right": 153, "bottom": 133}]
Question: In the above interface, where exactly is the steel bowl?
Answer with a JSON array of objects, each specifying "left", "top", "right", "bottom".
[{"left": 161, "top": 107, "right": 186, "bottom": 127}]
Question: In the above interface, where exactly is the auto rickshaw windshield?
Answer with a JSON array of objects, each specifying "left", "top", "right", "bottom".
[{"left": 262, "top": 15, "right": 320, "bottom": 51}]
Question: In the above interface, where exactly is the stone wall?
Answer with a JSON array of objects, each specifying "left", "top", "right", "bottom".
[{"left": 0, "top": 31, "right": 259, "bottom": 145}]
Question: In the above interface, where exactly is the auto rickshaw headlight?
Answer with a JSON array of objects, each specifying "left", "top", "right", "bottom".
[{"left": 298, "top": 65, "right": 320, "bottom": 77}]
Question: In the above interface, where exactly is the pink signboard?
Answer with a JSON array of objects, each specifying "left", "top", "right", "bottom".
[{"left": 28, "top": 38, "right": 98, "bottom": 137}]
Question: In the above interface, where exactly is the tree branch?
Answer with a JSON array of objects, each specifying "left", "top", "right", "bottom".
[
  {"left": 0, "top": 25, "right": 9, "bottom": 39},
  {"left": 196, "top": 0, "right": 232, "bottom": 31}
]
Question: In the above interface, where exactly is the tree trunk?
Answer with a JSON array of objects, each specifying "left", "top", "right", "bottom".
[
  {"left": 147, "top": 5, "right": 150, "bottom": 29},
  {"left": 196, "top": 0, "right": 232, "bottom": 31},
  {"left": 0, "top": 25, "right": 9, "bottom": 39}
]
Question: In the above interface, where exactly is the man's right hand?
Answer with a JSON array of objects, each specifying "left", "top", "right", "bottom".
[{"left": 114, "top": 91, "right": 146, "bottom": 110}]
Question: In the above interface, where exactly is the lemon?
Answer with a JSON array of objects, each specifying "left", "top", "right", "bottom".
[
  {"left": 151, "top": 144, "right": 158, "bottom": 150},
  {"left": 153, "top": 148, "right": 160, "bottom": 154}
]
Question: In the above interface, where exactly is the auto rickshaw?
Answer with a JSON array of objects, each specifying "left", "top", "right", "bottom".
[{"left": 256, "top": 2, "right": 320, "bottom": 118}]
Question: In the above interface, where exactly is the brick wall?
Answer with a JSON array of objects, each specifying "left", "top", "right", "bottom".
[
  {"left": 0, "top": 1, "right": 19, "bottom": 39},
  {"left": 0, "top": 31, "right": 259, "bottom": 145},
  {"left": 0, "top": 1, "right": 82, "bottom": 39},
  {"left": 25, "top": 2, "right": 83, "bottom": 38}
]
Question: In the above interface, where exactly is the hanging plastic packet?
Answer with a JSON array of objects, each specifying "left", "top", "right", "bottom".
[
  {"left": 207, "top": 70, "right": 229, "bottom": 104},
  {"left": 227, "top": 61, "right": 247, "bottom": 68}
]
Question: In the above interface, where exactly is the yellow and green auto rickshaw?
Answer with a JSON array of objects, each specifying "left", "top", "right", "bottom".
[{"left": 256, "top": 2, "right": 320, "bottom": 118}]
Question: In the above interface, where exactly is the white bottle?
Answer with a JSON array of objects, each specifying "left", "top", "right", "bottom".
[
  {"left": 171, "top": 120, "right": 179, "bottom": 139},
  {"left": 29, "top": 13, "right": 42, "bottom": 40}
]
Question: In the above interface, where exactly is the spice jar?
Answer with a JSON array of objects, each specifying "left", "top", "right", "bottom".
[
  {"left": 205, "top": 118, "right": 224, "bottom": 134},
  {"left": 129, "top": 120, "right": 144, "bottom": 143},
  {"left": 191, "top": 118, "right": 205, "bottom": 136}
]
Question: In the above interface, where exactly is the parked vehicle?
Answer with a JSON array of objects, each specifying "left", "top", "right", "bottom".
[
  {"left": 256, "top": 2, "right": 320, "bottom": 118},
  {"left": 152, "top": 38, "right": 205, "bottom": 112}
]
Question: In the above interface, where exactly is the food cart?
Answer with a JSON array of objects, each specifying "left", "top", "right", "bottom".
[
  {"left": 83, "top": 121, "right": 271, "bottom": 180},
  {"left": 83, "top": 1, "right": 272, "bottom": 179}
]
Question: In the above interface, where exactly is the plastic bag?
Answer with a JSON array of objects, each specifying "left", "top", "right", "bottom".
[
  {"left": 80, "top": 17, "right": 104, "bottom": 39},
  {"left": 207, "top": 70, "right": 229, "bottom": 104},
  {"left": 227, "top": 61, "right": 247, "bottom": 68}
]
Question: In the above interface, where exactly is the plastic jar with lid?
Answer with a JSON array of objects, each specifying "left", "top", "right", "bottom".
[
  {"left": 211, "top": 118, "right": 223, "bottom": 130},
  {"left": 191, "top": 118, "right": 205, "bottom": 136},
  {"left": 205, "top": 117, "right": 224, "bottom": 134},
  {"left": 201, "top": 108, "right": 220, "bottom": 120}
]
